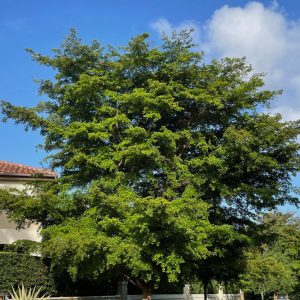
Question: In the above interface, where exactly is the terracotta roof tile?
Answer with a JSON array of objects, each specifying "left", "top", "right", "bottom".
[{"left": 0, "top": 160, "right": 56, "bottom": 178}]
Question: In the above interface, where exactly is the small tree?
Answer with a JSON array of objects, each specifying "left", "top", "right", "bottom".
[
  {"left": 241, "top": 213, "right": 300, "bottom": 300},
  {"left": 0, "top": 30, "right": 299, "bottom": 299},
  {"left": 240, "top": 249, "right": 295, "bottom": 300}
]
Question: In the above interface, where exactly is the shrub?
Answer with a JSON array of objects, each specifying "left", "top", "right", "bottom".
[{"left": 0, "top": 252, "right": 56, "bottom": 294}]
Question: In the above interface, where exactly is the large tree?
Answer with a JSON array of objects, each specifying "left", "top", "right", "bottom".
[{"left": 0, "top": 30, "right": 299, "bottom": 299}]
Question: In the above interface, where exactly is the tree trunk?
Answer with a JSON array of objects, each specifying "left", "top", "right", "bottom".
[
  {"left": 128, "top": 278, "right": 152, "bottom": 300},
  {"left": 261, "top": 292, "right": 264, "bottom": 300},
  {"left": 204, "top": 281, "right": 208, "bottom": 300},
  {"left": 142, "top": 287, "right": 151, "bottom": 300},
  {"left": 224, "top": 282, "right": 228, "bottom": 295}
]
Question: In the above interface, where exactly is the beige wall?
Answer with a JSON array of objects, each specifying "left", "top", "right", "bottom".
[
  {"left": 0, "top": 178, "right": 41, "bottom": 244},
  {"left": 0, "top": 180, "right": 28, "bottom": 190}
]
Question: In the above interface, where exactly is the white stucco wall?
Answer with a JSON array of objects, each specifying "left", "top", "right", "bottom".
[{"left": 0, "top": 178, "right": 41, "bottom": 244}]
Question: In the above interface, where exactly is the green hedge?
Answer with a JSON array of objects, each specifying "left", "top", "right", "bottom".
[{"left": 0, "top": 252, "right": 56, "bottom": 295}]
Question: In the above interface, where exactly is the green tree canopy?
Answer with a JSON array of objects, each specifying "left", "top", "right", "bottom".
[
  {"left": 240, "top": 212, "right": 300, "bottom": 300},
  {"left": 256, "top": 212, "right": 300, "bottom": 257},
  {"left": 240, "top": 248, "right": 295, "bottom": 300},
  {"left": 0, "top": 30, "right": 299, "bottom": 299}
]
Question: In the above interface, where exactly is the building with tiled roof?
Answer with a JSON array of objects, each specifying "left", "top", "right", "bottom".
[
  {"left": 0, "top": 160, "right": 56, "bottom": 244},
  {"left": 0, "top": 160, "right": 56, "bottom": 179}
]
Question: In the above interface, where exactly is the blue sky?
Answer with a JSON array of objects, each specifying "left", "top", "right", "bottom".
[{"left": 0, "top": 0, "right": 299, "bottom": 213}]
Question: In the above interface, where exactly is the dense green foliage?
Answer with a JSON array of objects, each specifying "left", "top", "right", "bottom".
[
  {"left": 0, "top": 252, "right": 56, "bottom": 294},
  {"left": 0, "top": 30, "right": 299, "bottom": 297},
  {"left": 240, "top": 213, "right": 300, "bottom": 300},
  {"left": 240, "top": 249, "right": 295, "bottom": 300}
]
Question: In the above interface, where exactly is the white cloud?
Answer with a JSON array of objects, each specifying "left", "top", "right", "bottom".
[
  {"left": 150, "top": 18, "right": 201, "bottom": 44},
  {"left": 207, "top": 2, "right": 287, "bottom": 72},
  {"left": 150, "top": 18, "right": 174, "bottom": 37},
  {"left": 269, "top": 106, "right": 300, "bottom": 121},
  {"left": 151, "top": 2, "right": 300, "bottom": 121}
]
